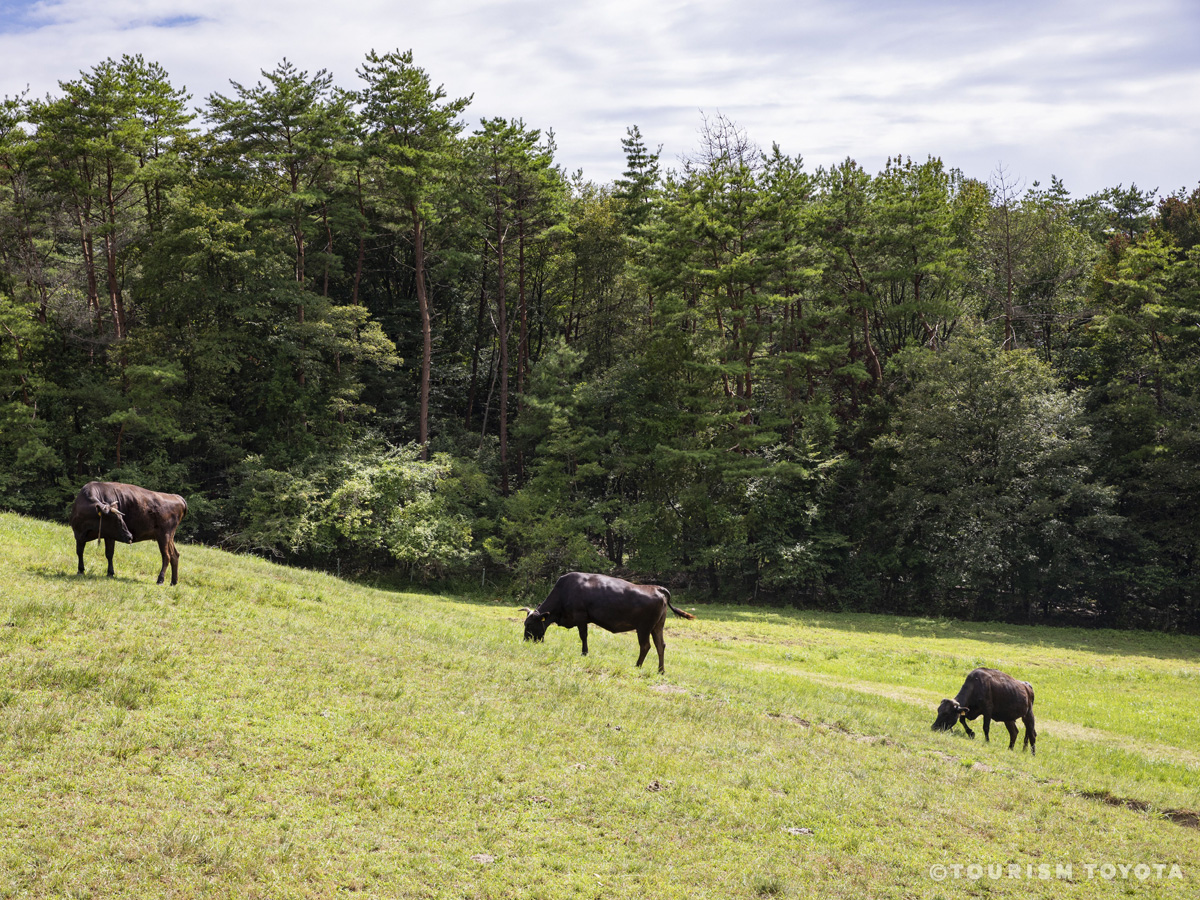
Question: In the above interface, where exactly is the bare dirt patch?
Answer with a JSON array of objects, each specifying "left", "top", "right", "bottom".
[
  {"left": 766, "top": 712, "right": 812, "bottom": 728},
  {"left": 1081, "top": 792, "right": 1200, "bottom": 830},
  {"left": 766, "top": 712, "right": 895, "bottom": 746}
]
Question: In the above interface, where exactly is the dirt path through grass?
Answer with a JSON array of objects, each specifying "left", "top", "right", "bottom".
[{"left": 727, "top": 655, "right": 1200, "bottom": 769}]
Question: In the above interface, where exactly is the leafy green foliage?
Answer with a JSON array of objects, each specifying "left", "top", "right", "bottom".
[
  {"left": 0, "top": 293, "right": 59, "bottom": 510},
  {"left": 869, "top": 333, "right": 1120, "bottom": 619},
  {"left": 231, "top": 441, "right": 478, "bottom": 580},
  {"left": 321, "top": 447, "right": 474, "bottom": 576},
  {"left": 499, "top": 340, "right": 613, "bottom": 589},
  {"left": 0, "top": 54, "right": 1195, "bottom": 630}
]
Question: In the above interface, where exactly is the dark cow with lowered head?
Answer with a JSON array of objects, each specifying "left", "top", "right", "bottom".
[
  {"left": 522, "top": 572, "right": 695, "bottom": 674},
  {"left": 932, "top": 667, "right": 1036, "bottom": 755},
  {"left": 69, "top": 481, "right": 187, "bottom": 585}
]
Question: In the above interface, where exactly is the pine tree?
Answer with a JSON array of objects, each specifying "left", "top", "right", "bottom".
[{"left": 357, "top": 49, "right": 471, "bottom": 458}]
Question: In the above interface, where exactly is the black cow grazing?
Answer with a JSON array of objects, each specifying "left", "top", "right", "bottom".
[
  {"left": 69, "top": 481, "right": 187, "bottom": 585},
  {"left": 522, "top": 572, "right": 695, "bottom": 674},
  {"left": 932, "top": 667, "right": 1037, "bottom": 755}
]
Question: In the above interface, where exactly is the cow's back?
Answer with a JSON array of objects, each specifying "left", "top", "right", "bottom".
[
  {"left": 119, "top": 485, "right": 186, "bottom": 542},
  {"left": 570, "top": 572, "right": 666, "bottom": 633},
  {"left": 962, "top": 667, "right": 1033, "bottom": 720}
]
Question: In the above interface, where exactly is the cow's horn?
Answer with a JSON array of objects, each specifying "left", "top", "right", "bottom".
[{"left": 519, "top": 607, "right": 533, "bottom": 615}]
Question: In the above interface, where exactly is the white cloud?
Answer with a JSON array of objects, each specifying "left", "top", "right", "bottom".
[{"left": 1, "top": 0, "right": 1197, "bottom": 193}]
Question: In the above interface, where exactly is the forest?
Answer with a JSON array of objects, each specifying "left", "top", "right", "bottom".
[{"left": 1, "top": 53, "right": 1197, "bottom": 631}]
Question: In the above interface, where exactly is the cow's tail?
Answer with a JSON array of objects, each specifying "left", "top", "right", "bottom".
[{"left": 663, "top": 588, "right": 695, "bottom": 620}]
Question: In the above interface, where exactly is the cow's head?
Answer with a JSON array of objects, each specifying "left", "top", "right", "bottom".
[
  {"left": 521, "top": 608, "right": 549, "bottom": 642},
  {"left": 102, "top": 503, "right": 134, "bottom": 543},
  {"left": 932, "top": 699, "right": 968, "bottom": 732}
]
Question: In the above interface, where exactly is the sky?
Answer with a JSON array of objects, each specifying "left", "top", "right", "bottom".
[{"left": 1, "top": 0, "right": 1198, "bottom": 197}]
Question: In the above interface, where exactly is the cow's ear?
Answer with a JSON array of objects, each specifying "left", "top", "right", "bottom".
[
  {"left": 541, "top": 613, "right": 549, "bottom": 621},
  {"left": 959, "top": 707, "right": 970, "bottom": 717}
]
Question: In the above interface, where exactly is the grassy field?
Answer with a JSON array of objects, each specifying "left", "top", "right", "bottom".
[{"left": 1, "top": 511, "right": 1197, "bottom": 899}]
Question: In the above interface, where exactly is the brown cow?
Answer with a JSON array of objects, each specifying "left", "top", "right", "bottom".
[
  {"left": 522, "top": 572, "right": 695, "bottom": 674},
  {"left": 932, "top": 667, "right": 1037, "bottom": 755},
  {"left": 69, "top": 481, "right": 187, "bottom": 585}
]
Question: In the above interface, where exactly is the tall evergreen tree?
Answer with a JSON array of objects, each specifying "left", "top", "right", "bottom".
[
  {"left": 468, "top": 116, "right": 562, "bottom": 492},
  {"left": 356, "top": 49, "right": 471, "bottom": 459},
  {"left": 28, "top": 56, "right": 192, "bottom": 341}
]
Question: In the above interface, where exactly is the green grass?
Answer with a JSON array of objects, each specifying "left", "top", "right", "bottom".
[{"left": 1, "top": 511, "right": 1197, "bottom": 898}]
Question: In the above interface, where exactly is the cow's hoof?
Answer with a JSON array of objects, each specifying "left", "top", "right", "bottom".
[{"left": 156, "top": 577, "right": 165, "bottom": 585}]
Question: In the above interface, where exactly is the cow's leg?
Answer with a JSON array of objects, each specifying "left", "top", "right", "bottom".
[
  {"left": 635, "top": 629, "right": 651, "bottom": 667},
  {"left": 76, "top": 537, "right": 87, "bottom": 575},
  {"left": 959, "top": 717, "right": 975, "bottom": 738},
  {"left": 577, "top": 622, "right": 588, "bottom": 656},
  {"left": 652, "top": 626, "right": 666, "bottom": 674},
  {"left": 982, "top": 716, "right": 992, "bottom": 742},
  {"left": 104, "top": 538, "right": 116, "bottom": 577},
  {"left": 168, "top": 536, "right": 180, "bottom": 586},
  {"left": 1005, "top": 720, "right": 1019, "bottom": 750},
  {"left": 1022, "top": 712, "right": 1036, "bottom": 755},
  {"left": 156, "top": 536, "right": 170, "bottom": 585}
]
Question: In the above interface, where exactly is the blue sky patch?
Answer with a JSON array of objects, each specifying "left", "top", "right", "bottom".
[
  {"left": 0, "top": 0, "right": 50, "bottom": 34},
  {"left": 134, "top": 14, "right": 204, "bottom": 30}
]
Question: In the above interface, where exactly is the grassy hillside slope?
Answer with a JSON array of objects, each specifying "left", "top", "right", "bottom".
[{"left": 1, "top": 512, "right": 1196, "bottom": 899}]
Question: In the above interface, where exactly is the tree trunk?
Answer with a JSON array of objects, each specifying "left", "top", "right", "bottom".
[
  {"left": 352, "top": 172, "right": 367, "bottom": 305},
  {"left": 104, "top": 233, "right": 125, "bottom": 339},
  {"left": 515, "top": 205, "right": 529, "bottom": 484},
  {"left": 518, "top": 205, "right": 529, "bottom": 401},
  {"left": 76, "top": 213, "right": 101, "bottom": 325},
  {"left": 466, "top": 236, "right": 490, "bottom": 428},
  {"left": 495, "top": 202, "right": 510, "bottom": 496},
  {"left": 322, "top": 202, "right": 333, "bottom": 298},
  {"left": 1001, "top": 202, "right": 1016, "bottom": 351},
  {"left": 861, "top": 305, "right": 883, "bottom": 385},
  {"left": 104, "top": 164, "right": 126, "bottom": 338},
  {"left": 413, "top": 204, "right": 432, "bottom": 459}
]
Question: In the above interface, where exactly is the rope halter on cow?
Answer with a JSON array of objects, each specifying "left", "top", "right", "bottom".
[{"left": 96, "top": 503, "right": 127, "bottom": 551}]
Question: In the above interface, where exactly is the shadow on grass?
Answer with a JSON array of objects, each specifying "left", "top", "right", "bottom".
[
  {"left": 34, "top": 569, "right": 163, "bottom": 587},
  {"left": 27, "top": 522, "right": 1196, "bottom": 665},
  {"left": 345, "top": 573, "right": 1200, "bottom": 663},
  {"left": 584, "top": 600, "right": 1200, "bottom": 662}
]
